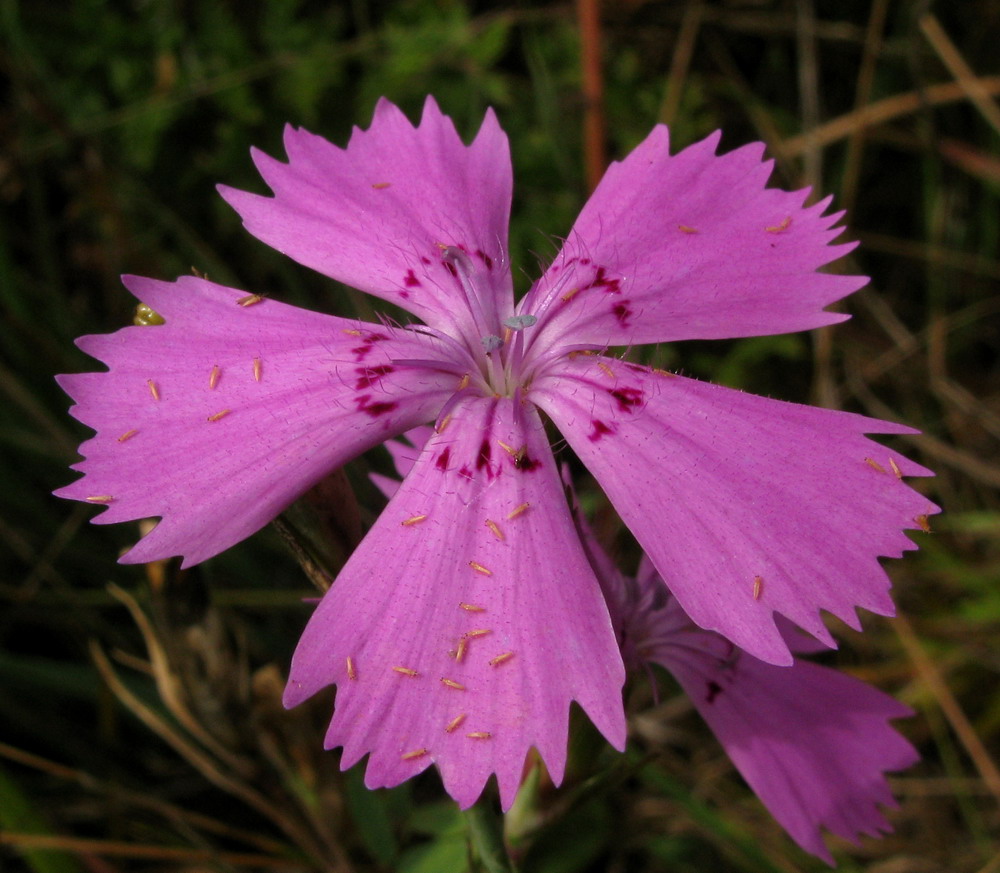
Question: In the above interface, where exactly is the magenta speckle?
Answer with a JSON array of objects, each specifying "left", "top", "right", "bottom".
[
  {"left": 612, "top": 301, "right": 632, "bottom": 326},
  {"left": 705, "top": 680, "right": 723, "bottom": 704},
  {"left": 354, "top": 394, "right": 397, "bottom": 418},
  {"left": 459, "top": 465, "right": 473, "bottom": 480},
  {"left": 476, "top": 250, "right": 494, "bottom": 270},
  {"left": 609, "top": 386, "right": 643, "bottom": 412},
  {"left": 476, "top": 439, "right": 492, "bottom": 471},
  {"left": 355, "top": 365, "right": 394, "bottom": 390},
  {"left": 435, "top": 447, "right": 451, "bottom": 471},
  {"left": 404, "top": 269, "right": 421, "bottom": 288},
  {"left": 588, "top": 420, "right": 615, "bottom": 442}
]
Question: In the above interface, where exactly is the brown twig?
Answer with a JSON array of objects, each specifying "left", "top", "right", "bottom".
[
  {"left": 660, "top": 0, "right": 703, "bottom": 128},
  {"left": 576, "top": 0, "right": 606, "bottom": 192}
]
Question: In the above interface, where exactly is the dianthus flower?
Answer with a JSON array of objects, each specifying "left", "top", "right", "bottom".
[
  {"left": 566, "top": 480, "right": 917, "bottom": 864},
  {"left": 58, "top": 97, "right": 936, "bottom": 810}
]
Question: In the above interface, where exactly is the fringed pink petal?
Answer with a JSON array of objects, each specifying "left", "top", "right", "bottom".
[
  {"left": 284, "top": 395, "right": 625, "bottom": 810},
  {"left": 651, "top": 598, "right": 917, "bottom": 863},
  {"left": 55, "top": 275, "right": 456, "bottom": 566},
  {"left": 533, "top": 356, "right": 938, "bottom": 664},
  {"left": 219, "top": 97, "right": 514, "bottom": 342},
  {"left": 520, "top": 127, "right": 864, "bottom": 352}
]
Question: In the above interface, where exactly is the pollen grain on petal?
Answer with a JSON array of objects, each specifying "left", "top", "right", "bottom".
[
  {"left": 401, "top": 748, "right": 428, "bottom": 761},
  {"left": 468, "top": 560, "right": 493, "bottom": 576},
  {"left": 237, "top": 293, "right": 264, "bottom": 307},
  {"left": 445, "top": 713, "right": 467, "bottom": 733},
  {"left": 207, "top": 409, "right": 232, "bottom": 422},
  {"left": 342, "top": 328, "right": 363, "bottom": 336},
  {"left": 116, "top": 429, "right": 138, "bottom": 443},
  {"left": 915, "top": 514, "right": 932, "bottom": 533},
  {"left": 440, "top": 678, "right": 466, "bottom": 691},
  {"left": 889, "top": 457, "right": 903, "bottom": 478},
  {"left": 436, "top": 413, "right": 452, "bottom": 434},
  {"left": 597, "top": 362, "right": 616, "bottom": 379},
  {"left": 489, "top": 651, "right": 515, "bottom": 667},
  {"left": 506, "top": 502, "right": 531, "bottom": 520},
  {"left": 460, "top": 602, "right": 486, "bottom": 612},
  {"left": 466, "top": 731, "right": 492, "bottom": 740},
  {"left": 464, "top": 629, "right": 492, "bottom": 639},
  {"left": 253, "top": 357, "right": 262, "bottom": 382},
  {"left": 392, "top": 666, "right": 420, "bottom": 677},
  {"left": 208, "top": 364, "right": 221, "bottom": 389},
  {"left": 766, "top": 216, "right": 792, "bottom": 233},
  {"left": 454, "top": 637, "right": 469, "bottom": 662},
  {"left": 753, "top": 575, "right": 764, "bottom": 601},
  {"left": 85, "top": 495, "right": 115, "bottom": 504},
  {"left": 346, "top": 657, "right": 357, "bottom": 681},
  {"left": 560, "top": 286, "right": 583, "bottom": 303},
  {"left": 146, "top": 379, "right": 160, "bottom": 401},
  {"left": 678, "top": 224, "right": 699, "bottom": 233},
  {"left": 485, "top": 519, "right": 505, "bottom": 541},
  {"left": 458, "top": 373, "right": 470, "bottom": 391},
  {"left": 401, "top": 514, "right": 428, "bottom": 526},
  {"left": 371, "top": 182, "right": 392, "bottom": 189},
  {"left": 865, "top": 457, "right": 887, "bottom": 474},
  {"left": 497, "top": 439, "right": 516, "bottom": 457}
]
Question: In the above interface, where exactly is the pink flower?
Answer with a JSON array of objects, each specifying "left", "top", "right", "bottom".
[
  {"left": 599, "top": 548, "right": 917, "bottom": 864},
  {"left": 57, "top": 98, "right": 936, "bottom": 810}
]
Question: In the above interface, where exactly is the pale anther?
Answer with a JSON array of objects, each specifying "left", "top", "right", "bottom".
[
  {"left": 489, "top": 652, "right": 514, "bottom": 667},
  {"left": 889, "top": 457, "right": 903, "bottom": 478},
  {"left": 402, "top": 514, "right": 428, "bottom": 526},
  {"left": 466, "top": 732, "right": 492, "bottom": 740},
  {"left": 253, "top": 357, "right": 262, "bottom": 382},
  {"left": 485, "top": 519, "right": 505, "bottom": 541},
  {"left": 464, "top": 629, "right": 492, "bottom": 639},
  {"left": 401, "top": 748, "right": 427, "bottom": 760},
  {"left": 237, "top": 293, "right": 264, "bottom": 307},
  {"left": 753, "top": 575, "right": 763, "bottom": 601},
  {"left": 440, "top": 678, "right": 466, "bottom": 691},
  {"left": 117, "top": 429, "right": 138, "bottom": 443},
  {"left": 469, "top": 561, "right": 493, "bottom": 576},
  {"left": 147, "top": 379, "right": 160, "bottom": 401},
  {"left": 507, "top": 502, "right": 530, "bottom": 520},
  {"left": 393, "top": 666, "right": 419, "bottom": 677},
  {"left": 460, "top": 603, "right": 486, "bottom": 612},
  {"left": 86, "top": 495, "right": 114, "bottom": 503},
  {"left": 346, "top": 657, "right": 357, "bottom": 681},
  {"left": 436, "top": 414, "right": 453, "bottom": 434},
  {"left": 209, "top": 365, "right": 221, "bottom": 389},
  {"left": 207, "top": 409, "right": 231, "bottom": 422},
  {"left": 445, "top": 714, "right": 467, "bottom": 733},
  {"left": 865, "top": 457, "right": 887, "bottom": 474}
]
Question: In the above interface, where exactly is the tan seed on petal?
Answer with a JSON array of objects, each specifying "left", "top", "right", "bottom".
[
  {"left": 598, "top": 362, "right": 615, "bottom": 379},
  {"left": 889, "top": 457, "right": 903, "bottom": 478},
  {"left": 346, "top": 657, "right": 357, "bottom": 681},
  {"left": 464, "top": 629, "right": 491, "bottom": 639},
  {"left": 436, "top": 414, "right": 452, "bottom": 434},
  {"left": 507, "top": 502, "right": 530, "bottom": 520},
  {"left": 753, "top": 575, "right": 763, "bottom": 601},
  {"left": 401, "top": 748, "right": 427, "bottom": 760},
  {"left": 147, "top": 379, "right": 160, "bottom": 401},
  {"left": 207, "top": 409, "right": 231, "bottom": 422},
  {"left": 445, "top": 713, "right": 467, "bottom": 733},
  {"left": 489, "top": 652, "right": 514, "bottom": 667},
  {"left": 458, "top": 374, "right": 470, "bottom": 391},
  {"left": 915, "top": 515, "right": 931, "bottom": 533},
  {"left": 485, "top": 519, "right": 505, "bottom": 541},
  {"left": 372, "top": 182, "right": 392, "bottom": 189},
  {"left": 342, "top": 329, "right": 363, "bottom": 336},
  {"left": 393, "top": 666, "right": 419, "bottom": 677},
  {"left": 440, "top": 678, "right": 466, "bottom": 691},
  {"left": 865, "top": 457, "right": 887, "bottom": 474},
  {"left": 209, "top": 365, "right": 221, "bottom": 389},
  {"left": 678, "top": 225, "right": 699, "bottom": 233},
  {"left": 237, "top": 293, "right": 264, "bottom": 307},
  {"left": 402, "top": 514, "right": 428, "bottom": 526},
  {"left": 560, "top": 286, "right": 582, "bottom": 303},
  {"left": 455, "top": 637, "right": 469, "bottom": 662},
  {"left": 117, "top": 429, "right": 138, "bottom": 443},
  {"left": 85, "top": 495, "right": 114, "bottom": 503},
  {"left": 497, "top": 439, "right": 517, "bottom": 457},
  {"left": 253, "top": 357, "right": 262, "bottom": 382},
  {"left": 766, "top": 216, "right": 792, "bottom": 233},
  {"left": 460, "top": 603, "right": 485, "bottom": 612},
  {"left": 469, "top": 561, "right": 492, "bottom": 576},
  {"left": 466, "top": 731, "right": 491, "bottom": 740}
]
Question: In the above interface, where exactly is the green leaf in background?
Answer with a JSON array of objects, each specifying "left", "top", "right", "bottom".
[{"left": 0, "top": 763, "right": 83, "bottom": 873}]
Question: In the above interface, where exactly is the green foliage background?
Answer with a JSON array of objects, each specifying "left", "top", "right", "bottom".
[{"left": 1, "top": 1, "right": 998, "bottom": 871}]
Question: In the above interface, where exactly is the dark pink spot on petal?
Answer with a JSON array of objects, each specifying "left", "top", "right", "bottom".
[
  {"left": 421, "top": 256, "right": 432, "bottom": 265},
  {"left": 443, "top": 260, "right": 458, "bottom": 278},
  {"left": 362, "top": 401, "right": 397, "bottom": 417},
  {"left": 588, "top": 420, "right": 615, "bottom": 442},
  {"left": 579, "top": 257, "right": 591, "bottom": 265},
  {"left": 612, "top": 301, "right": 632, "bottom": 326},
  {"left": 705, "top": 680, "right": 723, "bottom": 704},
  {"left": 609, "top": 386, "right": 643, "bottom": 412},
  {"left": 514, "top": 451, "right": 541, "bottom": 472},
  {"left": 355, "top": 364, "right": 394, "bottom": 390},
  {"left": 404, "top": 269, "right": 421, "bottom": 288},
  {"left": 459, "top": 465, "right": 473, "bottom": 480},
  {"left": 436, "top": 447, "right": 451, "bottom": 471},
  {"left": 476, "top": 439, "right": 492, "bottom": 471},
  {"left": 476, "top": 250, "right": 494, "bottom": 270}
]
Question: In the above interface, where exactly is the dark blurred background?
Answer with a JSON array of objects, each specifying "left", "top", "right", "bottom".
[{"left": 1, "top": 1, "right": 997, "bottom": 871}]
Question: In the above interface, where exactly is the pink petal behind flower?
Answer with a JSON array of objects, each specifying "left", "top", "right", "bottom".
[
  {"left": 654, "top": 599, "right": 917, "bottom": 863},
  {"left": 534, "top": 356, "right": 938, "bottom": 664},
  {"left": 219, "top": 97, "right": 514, "bottom": 340},
  {"left": 522, "top": 127, "right": 864, "bottom": 350},
  {"left": 285, "top": 396, "right": 625, "bottom": 810},
  {"left": 56, "top": 275, "right": 456, "bottom": 566}
]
